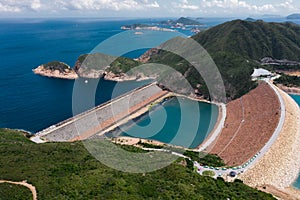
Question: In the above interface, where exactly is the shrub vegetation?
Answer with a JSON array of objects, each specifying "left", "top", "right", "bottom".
[{"left": 0, "top": 129, "right": 275, "bottom": 199}]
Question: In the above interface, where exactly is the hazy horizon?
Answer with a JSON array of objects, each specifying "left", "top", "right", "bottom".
[{"left": 0, "top": 0, "right": 299, "bottom": 18}]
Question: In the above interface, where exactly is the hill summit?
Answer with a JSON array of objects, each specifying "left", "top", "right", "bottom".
[
  {"left": 142, "top": 20, "right": 300, "bottom": 100},
  {"left": 193, "top": 19, "right": 300, "bottom": 61}
]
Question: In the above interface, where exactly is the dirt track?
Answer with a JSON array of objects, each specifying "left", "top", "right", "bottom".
[
  {"left": 0, "top": 180, "right": 37, "bottom": 200},
  {"left": 208, "top": 83, "right": 281, "bottom": 166}
]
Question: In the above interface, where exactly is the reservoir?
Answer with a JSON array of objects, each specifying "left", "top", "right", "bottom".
[{"left": 107, "top": 97, "right": 219, "bottom": 149}]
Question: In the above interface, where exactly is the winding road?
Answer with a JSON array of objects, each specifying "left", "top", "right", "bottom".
[{"left": 0, "top": 180, "right": 37, "bottom": 200}]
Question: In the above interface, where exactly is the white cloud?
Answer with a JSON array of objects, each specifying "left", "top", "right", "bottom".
[
  {"left": 59, "top": 0, "right": 159, "bottom": 11},
  {"left": 145, "top": 1, "right": 159, "bottom": 8},
  {"left": 31, "top": 0, "right": 41, "bottom": 10},
  {"left": 0, "top": 2, "right": 21, "bottom": 12},
  {"left": 0, "top": 0, "right": 298, "bottom": 16},
  {"left": 0, "top": 0, "right": 160, "bottom": 13},
  {"left": 174, "top": 0, "right": 199, "bottom": 10},
  {"left": 200, "top": 0, "right": 295, "bottom": 14}
]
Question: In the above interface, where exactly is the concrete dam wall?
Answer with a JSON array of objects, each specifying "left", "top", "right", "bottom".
[{"left": 32, "top": 82, "right": 169, "bottom": 143}]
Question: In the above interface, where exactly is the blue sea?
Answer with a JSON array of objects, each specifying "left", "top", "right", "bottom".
[{"left": 0, "top": 18, "right": 185, "bottom": 133}]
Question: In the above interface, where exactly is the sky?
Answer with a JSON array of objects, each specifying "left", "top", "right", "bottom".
[{"left": 0, "top": 0, "right": 299, "bottom": 18}]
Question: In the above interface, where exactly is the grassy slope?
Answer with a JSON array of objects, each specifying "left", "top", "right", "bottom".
[{"left": 0, "top": 129, "right": 275, "bottom": 200}]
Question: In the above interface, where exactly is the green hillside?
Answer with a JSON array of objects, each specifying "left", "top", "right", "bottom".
[
  {"left": 0, "top": 183, "right": 32, "bottom": 200},
  {"left": 0, "top": 129, "right": 275, "bottom": 199},
  {"left": 142, "top": 20, "right": 300, "bottom": 100},
  {"left": 146, "top": 42, "right": 258, "bottom": 100},
  {"left": 193, "top": 20, "right": 300, "bottom": 61},
  {"left": 43, "top": 61, "right": 72, "bottom": 73},
  {"left": 75, "top": 53, "right": 140, "bottom": 74}
]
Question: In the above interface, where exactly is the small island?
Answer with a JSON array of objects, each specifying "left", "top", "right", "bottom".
[
  {"left": 121, "top": 24, "right": 176, "bottom": 32},
  {"left": 33, "top": 61, "right": 78, "bottom": 79},
  {"left": 121, "top": 17, "right": 203, "bottom": 34}
]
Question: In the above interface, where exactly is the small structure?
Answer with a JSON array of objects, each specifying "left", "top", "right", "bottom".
[{"left": 251, "top": 68, "right": 272, "bottom": 79}]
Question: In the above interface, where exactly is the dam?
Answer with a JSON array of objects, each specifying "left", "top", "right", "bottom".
[{"left": 31, "top": 82, "right": 170, "bottom": 143}]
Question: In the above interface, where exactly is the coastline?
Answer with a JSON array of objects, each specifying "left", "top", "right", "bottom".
[
  {"left": 196, "top": 102, "right": 226, "bottom": 152},
  {"left": 239, "top": 88, "right": 300, "bottom": 198},
  {"left": 99, "top": 91, "right": 219, "bottom": 151},
  {"left": 33, "top": 66, "right": 78, "bottom": 80},
  {"left": 277, "top": 85, "right": 300, "bottom": 95},
  {"left": 103, "top": 72, "right": 157, "bottom": 82}
]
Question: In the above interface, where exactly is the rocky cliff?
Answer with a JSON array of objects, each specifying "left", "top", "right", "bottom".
[{"left": 33, "top": 61, "right": 78, "bottom": 79}]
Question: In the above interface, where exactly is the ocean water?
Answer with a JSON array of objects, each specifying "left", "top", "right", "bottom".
[
  {"left": 112, "top": 97, "right": 219, "bottom": 149},
  {"left": 0, "top": 18, "right": 184, "bottom": 133},
  {"left": 0, "top": 17, "right": 227, "bottom": 134},
  {"left": 291, "top": 95, "right": 300, "bottom": 189}
]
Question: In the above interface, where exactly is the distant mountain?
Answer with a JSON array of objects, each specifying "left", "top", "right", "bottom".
[
  {"left": 287, "top": 13, "right": 300, "bottom": 19},
  {"left": 160, "top": 17, "right": 202, "bottom": 26},
  {"left": 245, "top": 18, "right": 256, "bottom": 22},
  {"left": 262, "top": 14, "right": 282, "bottom": 18},
  {"left": 175, "top": 17, "right": 202, "bottom": 25}
]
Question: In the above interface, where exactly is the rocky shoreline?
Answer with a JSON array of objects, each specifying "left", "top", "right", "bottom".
[
  {"left": 103, "top": 72, "right": 157, "bottom": 82},
  {"left": 277, "top": 85, "right": 300, "bottom": 95},
  {"left": 33, "top": 65, "right": 78, "bottom": 80}
]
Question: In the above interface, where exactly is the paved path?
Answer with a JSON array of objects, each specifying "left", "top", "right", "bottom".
[
  {"left": 0, "top": 180, "right": 37, "bottom": 200},
  {"left": 197, "top": 103, "right": 226, "bottom": 152}
]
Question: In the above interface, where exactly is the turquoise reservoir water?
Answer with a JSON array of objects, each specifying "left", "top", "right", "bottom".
[
  {"left": 114, "top": 97, "right": 219, "bottom": 149},
  {"left": 291, "top": 94, "right": 300, "bottom": 189}
]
